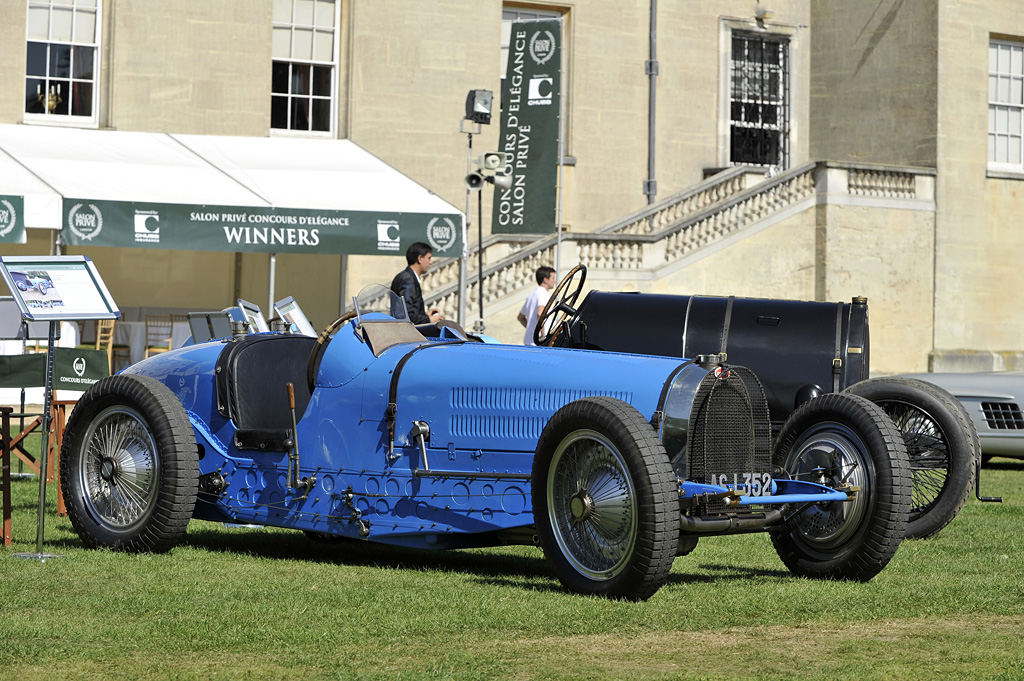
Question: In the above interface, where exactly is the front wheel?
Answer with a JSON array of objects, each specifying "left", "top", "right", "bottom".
[
  {"left": 770, "top": 393, "right": 910, "bottom": 581},
  {"left": 60, "top": 374, "right": 199, "bottom": 552},
  {"left": 533, "top": 396, "right": 678, "bottom": 600}
]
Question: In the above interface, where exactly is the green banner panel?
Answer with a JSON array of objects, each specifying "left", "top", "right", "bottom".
[
  {"left": 0, "top": 195, "right": 26, "bottom": 244},
  {"left": 0, "top": 348, "right": 108, "bottom": 389},
  {"left": 492, "top": 19, "right": 561, "bottom": 235},
  {"left": 61, "top": 199, "right": 463, "bottom": 258}
]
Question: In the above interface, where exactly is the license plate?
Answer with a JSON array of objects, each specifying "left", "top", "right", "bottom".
[{"left": 708, "top": 472, "right": 773, "bottom": 497}]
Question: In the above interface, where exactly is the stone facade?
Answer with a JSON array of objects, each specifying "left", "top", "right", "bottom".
[{"left": 0, "top": 0, "right": 1022, "bottom": 372}]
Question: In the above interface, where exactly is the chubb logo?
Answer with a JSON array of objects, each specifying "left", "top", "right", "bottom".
[
  {"left": 67, "top": 203, "right": 104, "bottom": 241},
  {"left": 528, "top": 76, "right": 554, "bottom": 106},
  {"left": 0, "top": 199, "right": 17, "bottom": 238},
  {"left": 529, "top": 29, "right": 557, "bottom": 65},
  {"left": 134, "top": 209, "right": 160, "bottom": 244},
  {"left": 73, "top": 357, "right": 86, "bottom": 377},
  {"left": 427, "top": 217, "right": 457, "bottom": 253},
  {"left": 377, "top": 220, "right": 401, "bottom": 252}
]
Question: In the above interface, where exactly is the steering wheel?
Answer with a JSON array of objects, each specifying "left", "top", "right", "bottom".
[
  {"left": 534, "top": 264, "right": 587, "bottom": 346},
  {"left": 306, "top": 310, "right": 358, "bottom": 392}
]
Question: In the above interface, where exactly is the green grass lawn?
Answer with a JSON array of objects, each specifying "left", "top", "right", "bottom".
[{"left": 2, "top": 458, "right": 1023, "bottom": 681}]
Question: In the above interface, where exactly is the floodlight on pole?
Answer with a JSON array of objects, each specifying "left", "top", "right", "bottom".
[
  {"left": 458, "top": 89, "right": 493, "bottom": 328},
  {"left": 465, "top": 89, "right": 494, "bottom": 125}
]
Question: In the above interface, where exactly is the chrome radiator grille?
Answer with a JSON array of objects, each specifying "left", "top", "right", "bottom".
[{"left": 686, "top": 366, "right": 771, "bottom": 512}]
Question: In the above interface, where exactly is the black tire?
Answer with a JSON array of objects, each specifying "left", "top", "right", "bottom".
[
  {"left": 532, "top": 396, "right": 678, "bottom": 600},
  {"left": 770, "top": 393, "right": 910, "bottom": 581},
  {"left": 845, "top": 377, "right": 977, "bottom": 539},
  {"left": 60, "top": 374, "right": 199, "bottom": 552}
]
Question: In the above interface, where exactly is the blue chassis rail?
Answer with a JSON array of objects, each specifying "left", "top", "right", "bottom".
[{"left": 679, "top": 478, "right": 851, "bottom": 506}]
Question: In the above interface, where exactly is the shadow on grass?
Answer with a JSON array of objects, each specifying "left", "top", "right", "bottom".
[
  {"left": 983, "top": 458, "right": 1024, "bottom": 471},
  {"left": 183, "top": 525, "right": 555, "bottom": 583}
]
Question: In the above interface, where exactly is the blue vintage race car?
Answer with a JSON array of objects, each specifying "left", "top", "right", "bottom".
[{"left": 60, "top": 285, "right": 911, "bottom": 600}]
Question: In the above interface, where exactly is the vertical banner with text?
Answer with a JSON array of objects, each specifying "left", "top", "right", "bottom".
[{"left": 492, "top": 19, "right": 561, "bottom": 235}]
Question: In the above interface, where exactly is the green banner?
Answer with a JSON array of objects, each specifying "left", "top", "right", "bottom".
[
  {"left": 492, "top": 19, "right": 561, "bottom": 235},
  {"left": 0, "top": 348, "right": 109, "bottom": 389},
  {"left": 61, "top": 199, "right": 463, "bottom": 258},
  {"left": 0, "top": 195, "right": 26, "bottom": 244}
]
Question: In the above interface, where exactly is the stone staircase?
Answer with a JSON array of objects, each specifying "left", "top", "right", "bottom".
[{"left": 422, "top": 160, "right": 931, "bottom": 321}]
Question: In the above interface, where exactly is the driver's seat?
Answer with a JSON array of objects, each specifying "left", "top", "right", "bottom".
[{"left": 215, "top": 334, "right": 317, "bottom": 451}]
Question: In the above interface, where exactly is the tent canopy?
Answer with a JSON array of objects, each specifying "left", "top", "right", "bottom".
[{"left": 0, "top": 124, "right": 463, "bottom": 258}]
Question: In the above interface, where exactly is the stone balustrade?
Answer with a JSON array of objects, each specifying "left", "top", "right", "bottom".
[{"left": 422, "top": 161, "right": 934, "bottom": 317}]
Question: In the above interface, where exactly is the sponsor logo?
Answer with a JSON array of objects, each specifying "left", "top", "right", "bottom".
[
  {"left": 134, "top": 209, "right": 160, "bottom": 244},
  {"left": 528, "top": 76, "right": 554, "bottom": 106},
  {"left": 73, "top": 357, "right": 86, "bottom": 377},
  {"left": 0, "top": 199, "right": 17, "bottom": 238},
  {"left": 67, "top": 203, "right": 104, "bottom": 241},
  {"left": 377, "top": 220, "right": 401, "bottom": 252},
  {"left": 529, "top": 29, "right": 557, "bottom": 65},
  {"left": 427, "top": 217, "right": 457, "bottom": 253}
]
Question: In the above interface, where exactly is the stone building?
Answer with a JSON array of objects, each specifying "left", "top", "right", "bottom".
[{"left": 0, "top": 0, "right": 1022, "bottom": 373}]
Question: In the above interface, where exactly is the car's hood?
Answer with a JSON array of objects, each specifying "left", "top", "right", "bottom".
[{"left": 897, "top": 372, "right": 1024, "bottom": 401}]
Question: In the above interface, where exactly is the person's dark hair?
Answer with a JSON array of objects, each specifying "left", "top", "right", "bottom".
[
  {"left": 406, "top": 241, "right": 432, "bottom": 266},
  {"left": 536, "top": 266, "right": 555, "bottom": 285}
]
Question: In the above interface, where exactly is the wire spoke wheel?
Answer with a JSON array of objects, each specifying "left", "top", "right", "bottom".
[
  {"left": 880, "top": 400, "right": 948, "bottom": 518},
  {"left": 845, "top": 377, "right": 977, "bottom": 539},
  {"left": 548, "top": 429, "right": 637, "bottom": 580},
  {"left": 61, "top": 374, "right": 199, "bottom": 553},
  {"left": 80, "top": 406, "right": 159, "bottom": 532}
]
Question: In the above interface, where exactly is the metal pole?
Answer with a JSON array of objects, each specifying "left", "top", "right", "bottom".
[
  {"left": 555, "top": 17, "right": 567, "bottom": 276},
  {"left": 458, "top": 129, "right": 473, "bottom": 327},
  {"left": 476, "top": 190, "right": 484, "bottom": 333},
  {"left": 268, "top": 253, "right": 276, "bottom": 315}
]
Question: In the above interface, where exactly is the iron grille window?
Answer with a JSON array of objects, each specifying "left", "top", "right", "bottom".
[
  {"left": 730, "top": 33, "right": 789, "bottom": 170},
  {"left": 981, "top": 402, "right": 1024, "bottom": 430},
  {"left": 272, "top": 0, "right": 338, "bottom": 134}
]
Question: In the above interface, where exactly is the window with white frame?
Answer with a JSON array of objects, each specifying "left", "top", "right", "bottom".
[
  {"left": 730, "top": 32, "right": 789, "bottom": 170},
  {"left": 272, "top": 0, "right": 339, "bottom": 134},
  {"left": 989, "top": 39, "right": 1024, "bottom": 170},
  {"left": 25, "top": 0, "right": 100, "bottom": 124}
]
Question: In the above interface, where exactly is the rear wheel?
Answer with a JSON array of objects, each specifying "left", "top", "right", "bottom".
[
  {"left": 533, "top": 397, "right": 677, "bottom": 600},
  {"left": 771, "top": 393, "right": 910, "bottom": 581},
  {"left": 60, "top": 374, "right": 199, "bottom": 552},
  {"left": 845, "top": 377, "right": 976, "bottom": 539}
]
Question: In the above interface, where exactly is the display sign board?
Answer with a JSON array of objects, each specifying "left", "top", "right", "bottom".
[
  {"left": 274, "top": 296, "right": 317, "bottom": 337},
  {"left": 0, "top": 255, "right": 119, "bottom": 322}
]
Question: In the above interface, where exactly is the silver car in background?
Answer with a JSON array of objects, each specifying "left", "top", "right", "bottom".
[{"left": 902, "top": 372, "right": 1024, "bottom": 461}]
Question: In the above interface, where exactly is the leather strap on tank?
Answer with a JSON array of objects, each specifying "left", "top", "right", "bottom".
[
  {"left": 720, "top": 295, "right": 735, "bottom": 354},
  {"left": 833, "top": 302, "right": 844, "bottom": 393}
]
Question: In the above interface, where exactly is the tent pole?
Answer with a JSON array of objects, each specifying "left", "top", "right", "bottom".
[
  {"left": 339, "top": 254, "right": 348, "bottom": 314},
  {"left": 268, "top": 253, "right": 276, "bottom": 315}
]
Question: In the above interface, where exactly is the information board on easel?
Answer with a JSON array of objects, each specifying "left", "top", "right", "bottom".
[{"left": 0, "top": 255, "right": 119, "bottom": 561}]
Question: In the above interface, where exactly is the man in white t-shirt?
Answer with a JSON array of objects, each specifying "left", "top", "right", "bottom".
[{"left": 518, "top": 266, "right": 557, "bottom": 345}]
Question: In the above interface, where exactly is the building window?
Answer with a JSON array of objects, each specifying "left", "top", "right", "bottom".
[
  {"left": 730, "top": 32, "right": 789, "bottom": 170},
  {"left": 25, "top": 0, "right": 100, "bottom": 124},
  {"left": 272, "top": 0, "right": 339, "bottom": 134},
  {"left": 989, "top": 39, "right": 1024, "bottom": 169}
]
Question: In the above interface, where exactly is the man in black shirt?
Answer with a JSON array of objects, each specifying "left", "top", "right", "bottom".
[{"left": 390, "top": 242, "right": 443, "bottom": 324}]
